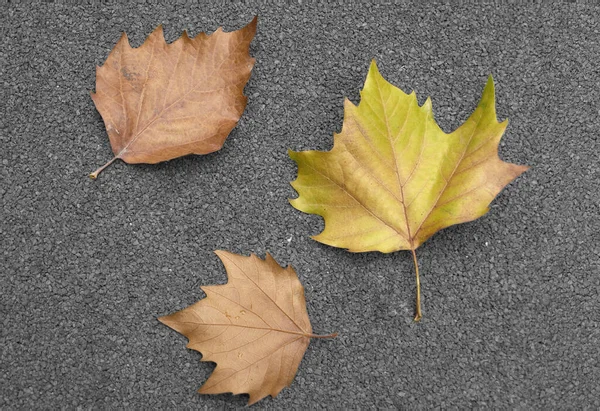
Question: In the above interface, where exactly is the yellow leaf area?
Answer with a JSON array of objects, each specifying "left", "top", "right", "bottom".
[
  {"left": 159, "top": 251, "right": 336, "bottom": 405},
  {"left": 290, "top": 60, "right": 528, "bottom": 254}
]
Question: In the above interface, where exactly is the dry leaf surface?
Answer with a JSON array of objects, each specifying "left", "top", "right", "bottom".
[
  {"left": 90, "top": 17, "right": 257, "bottom": 178},
  {"left": 289, "top": 60, "right": 528, "bottom": 319},
  {"left": 159, "top": 251, "right": 336, "bottom": 405}
]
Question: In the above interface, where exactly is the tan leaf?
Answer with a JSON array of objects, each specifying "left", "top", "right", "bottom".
[
  {"left": 90, "top": 17, "right": 257, "bottom": 178},
  {"left": 159, "top": 251, "right": 336, "bottom": 405},
  {"left": 289, "top": 60, "right": 528, "bottom": 320}
]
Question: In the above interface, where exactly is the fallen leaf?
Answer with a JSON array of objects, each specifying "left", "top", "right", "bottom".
[
  {"left": 159, "top": 251, "right": 336, "bottom": 405},
  {"left": 289, "top": 60, "right": 528, "bottom": 321},
  {"left": 90, "top": 17, "right": 257, "bottom": 179}
]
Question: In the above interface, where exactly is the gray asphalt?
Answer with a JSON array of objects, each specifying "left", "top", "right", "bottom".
[{"left": 1, "top": 1, "right": 599, "bottom": 409}]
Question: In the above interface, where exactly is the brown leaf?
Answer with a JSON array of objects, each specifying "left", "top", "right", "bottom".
[
  {"left": 90, "top": 17, "right": 257, "bottom": 178},
  {"left": 159, "top": 251, "right": 336, "bottom": 405}
]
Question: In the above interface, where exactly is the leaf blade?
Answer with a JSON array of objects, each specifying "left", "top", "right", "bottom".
[
  {"left": 91, "top": 17, "right": 257, "bottom": 177},
  {"left": 159, "top": 251, "right": 332, "bottom": 405},
  {"left": 289, "top": 61, "right": 528, "bottom": 252}
]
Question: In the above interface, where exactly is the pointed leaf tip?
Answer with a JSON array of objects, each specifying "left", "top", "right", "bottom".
[
  {"left": 482, "top": 74, "right": 496, "bottom": 100},
  {"left": 423, "top": 96, "right": 432, "bottom": 110},
  {"left": 213, "top": 249, "right": 230, "bottom": 260},
  {"left": 148, "top": 25, "right": 165, "bottom": 44},
  {"left": 477, "top": 74, "right": 499, "bottom": 121},
  {"left": 117, "top": 32, "right": 131, "bottom": 48},
  {"left": 288, "top": 149, "right": 299, "bottom": 161},
  {"left": 242, "top": 16, "right": 258, "bottom": 36},
  {"left": 368, "top": 59, "right": 381, "bottom": 77}
]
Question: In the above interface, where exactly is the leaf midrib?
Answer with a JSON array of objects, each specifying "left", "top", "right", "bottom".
[
  {"left": 371, "top": 75, "right": 486, "bottom": 247},
  {"left": 374, "top": 76, "right": 417, "bottom": 248},
  {"left": 219, "top": 253, "right": 308, "bottom": 335},
  {"left": 176, "top": 321, "right": 316, "bottom": 338},
  {"left": 410, "top": 111, "right": 484, "bottom": 240}
]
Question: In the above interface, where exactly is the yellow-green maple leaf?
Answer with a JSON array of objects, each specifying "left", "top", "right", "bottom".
[{"left": 289, "top": 60, "right": 528, "bottom": 320}]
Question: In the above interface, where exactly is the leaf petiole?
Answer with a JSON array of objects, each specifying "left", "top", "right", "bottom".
[
  {"left": 306, "top": 332, "right": 338, "bottom": 339},
  {"left": 89, "top": 156, "right": 119, "bottom": 179},
  {"left": 411, "top": 249, "right": 422, "bottom": 322}
]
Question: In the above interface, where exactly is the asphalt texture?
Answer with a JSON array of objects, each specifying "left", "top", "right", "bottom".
[{"left": 1, "top": 1, "right": 599, "bottom": 409}]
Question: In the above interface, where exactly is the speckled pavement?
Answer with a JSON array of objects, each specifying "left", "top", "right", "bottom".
[{"left": 1, "top": 2, "right": 599, "bottom": 408}]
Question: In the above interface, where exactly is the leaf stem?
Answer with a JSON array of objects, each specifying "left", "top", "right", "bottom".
[
  {"left": 89, "top": 157, "right": 119, "bottom": 179},
  {"left": 411, "top": 249, "right": 422, "bottom": 322},
  {"left": 306, "top": 332, "right": 338, "bottom": 339}
]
